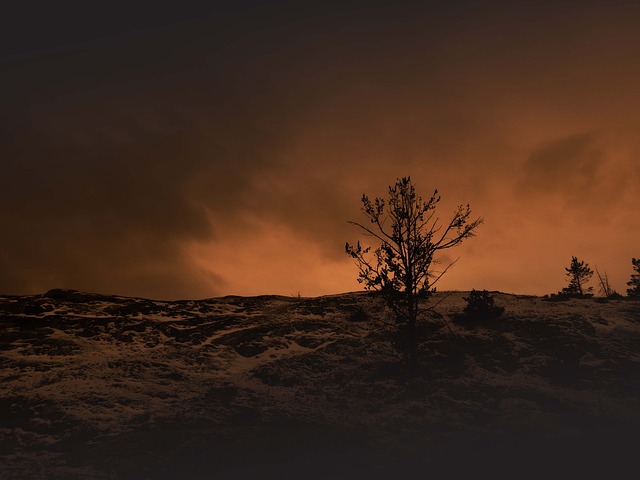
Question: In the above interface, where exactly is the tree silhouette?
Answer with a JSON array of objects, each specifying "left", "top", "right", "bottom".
[
  {"left": 595, "top": 267, "right": 619, "bottom": 298},
  {"left": 345, "top": 177, "right": 482, "bottom": 356},
  {"left": 455, "top": 290, "right": 504, "bottom": 323},
  {"left": 627, "top": 258, "right": 640, "bottom": 298},
  {"left": 561, "top": 256, "right": 593, "bottom": 297}
]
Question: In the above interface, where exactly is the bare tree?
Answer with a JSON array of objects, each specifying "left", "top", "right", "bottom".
[
  {"left": 345, "top": 177, "right": 482, "bottom": 350},
  {"left": 595, "top": 267, "right": 618, "bottom": 298}
]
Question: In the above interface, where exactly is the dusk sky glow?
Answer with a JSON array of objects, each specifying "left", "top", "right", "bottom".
[{"left": 2, "top": 1, "right": 640, "bottom": 299}]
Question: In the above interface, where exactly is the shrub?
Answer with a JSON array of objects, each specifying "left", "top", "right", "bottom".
[{"left": 455, "top": 290, "right": 504, "bottom": 323}]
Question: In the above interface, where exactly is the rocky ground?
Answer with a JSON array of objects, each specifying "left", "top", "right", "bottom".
[{"left": 1, "top": 289, "right": 639, "bottom": 479}]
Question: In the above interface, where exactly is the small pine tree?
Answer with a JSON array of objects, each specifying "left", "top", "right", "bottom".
[
  {"left": 457, "top": 290, "right": 504, "bottom": 322},
  {"left": 627, "top": 258, "right": 640, "bottom": 298},
  {"left": 561, "top": 256, "right": 593, "bottom": 297}
]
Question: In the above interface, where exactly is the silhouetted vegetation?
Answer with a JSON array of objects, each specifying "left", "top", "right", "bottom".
[
  {"left": 559, "top": 256, "right": 593, "bottom": 298},
  {"left": 346, "top": 176, "right": 482, "bottom": 359},
  {"left": 595, "top": 268, "right": 622, "bottom": 299},
  {"left": 454, "top": 290, "right": 505, "bottom": 324},
  {"left": 627, "top": 258, "right": 640, "bottom": 298}
]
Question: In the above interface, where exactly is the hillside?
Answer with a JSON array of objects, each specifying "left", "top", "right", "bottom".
[{"left": 1, "top": 290, "right": 639, "bottom": 479}]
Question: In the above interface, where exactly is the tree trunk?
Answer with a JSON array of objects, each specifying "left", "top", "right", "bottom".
[{"left": 405, "top": 289, "right": 417, "bottom": 364}]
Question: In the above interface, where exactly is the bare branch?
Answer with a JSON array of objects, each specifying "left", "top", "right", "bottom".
[{"left": 345, "top": 176, "right": 482, "bottom": 345}]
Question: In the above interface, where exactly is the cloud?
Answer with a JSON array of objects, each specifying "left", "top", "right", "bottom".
[
  {"left": 516, "top": 132, "right": 635, "bottom": 222},
  {"left": 2, "top": 2, "right": 640, "bottom": 298},
  {"left": 520, "top": 132, "right": 603, "bottom": 196},
  {"left": 0, "top": 114, "right": 222, "bottom": 298}
]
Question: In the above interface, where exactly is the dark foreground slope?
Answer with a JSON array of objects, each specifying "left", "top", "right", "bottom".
[{"left": 1, "top": 290, "right": 639, "bottom": 479}]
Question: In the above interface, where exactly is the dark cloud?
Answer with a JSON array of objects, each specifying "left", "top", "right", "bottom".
[
  {"left": 517, "top": 132, "right": 635, "bottom": 225},
  {"left": 520, "top": 132, "right": 603, "bottom": 197},
  {"left": 2, "top": 2, "right": 640, "bottom": 297},
  {"left": 0, "top": 113, "right": 220, "bottom": 298}
]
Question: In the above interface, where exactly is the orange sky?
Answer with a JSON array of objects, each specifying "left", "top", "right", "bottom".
[{"left": 1, "top": 1, "right": 639, "bottom": 299}]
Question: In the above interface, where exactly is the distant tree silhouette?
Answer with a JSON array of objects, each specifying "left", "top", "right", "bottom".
[
  {"left": 595, "top": 267, "right": 620, "bottom": 298},
  {"left": 627, "top": 258, "right": 640, "bottom": 298},
  {"left": 561, "top": 256, "right": 593, "bottom": 297},
  {"left": 455, "top": 290, "right": 504, "bottom": 324},
  {"left": 345, "top": 176, "right": 482, "bottom": 357}
]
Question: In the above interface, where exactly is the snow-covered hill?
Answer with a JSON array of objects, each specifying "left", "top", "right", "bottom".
[{"left": 1, "top": 289, "right": 639, "bottom": 479}]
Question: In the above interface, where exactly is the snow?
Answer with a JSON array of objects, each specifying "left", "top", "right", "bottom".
[{"left": 1, "top": 290, "right": 639, "bottom": 478}]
